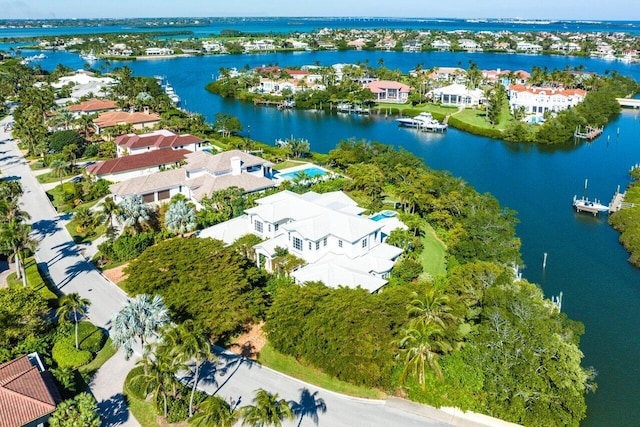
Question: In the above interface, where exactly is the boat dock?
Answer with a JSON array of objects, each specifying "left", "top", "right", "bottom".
[
  {"left": 609, "top": 190, "right": 635, "bottom": 213},
  {"left": 254, "top": 99, "right": 295, "bottom": 110},
  {"left": 574, "top": 125, "right": 603, "bottom": 140}
]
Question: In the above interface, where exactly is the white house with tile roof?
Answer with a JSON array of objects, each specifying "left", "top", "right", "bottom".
[
  {"left": 199, "top": 190, "right": 405, "bottom": 292},
  {"left": 109, "top": 150, "right": 275, "bottom": 204}
]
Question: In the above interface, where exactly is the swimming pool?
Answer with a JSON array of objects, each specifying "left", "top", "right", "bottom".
[
  {"left": 278, "top": 166, "right": 328, "bottom": 180},
  {"left": 370, "top": 210, "right": 398, "bottom": 221}
]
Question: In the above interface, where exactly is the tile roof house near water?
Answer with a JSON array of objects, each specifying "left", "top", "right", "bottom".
[
  {"left": 0, "top": 353, "right": 61, "bottom": 427},
  {"left": 93, "top": 108, "right": 161, "bottom": 134},
  {"left": 66, "top": 98, "right": 118, "bottom": 118},
  {"left": 364, "top": 80, "right": 411, "bottom": 103},
  {"left": 87, "top": 148, "right": 191, "bottom": 182},
  {"left": 115, "top": 129, "right": 204, "bottom": 156},
  {"left": 508, "top": 85, "right": 587, "bottom": 116},
  {"left": 109, "top": 150, "right": 275, "bottom": 205}
]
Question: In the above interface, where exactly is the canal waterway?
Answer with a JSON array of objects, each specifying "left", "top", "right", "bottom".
[{"left": 33, "top": 47, "right": 640, "bottom": 426}]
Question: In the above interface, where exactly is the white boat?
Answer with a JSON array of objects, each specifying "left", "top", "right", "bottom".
[
  {"left": 80, "top": 50, "right": 98, "bottom": 62},
  {"left": 396, "top": 112, "right": 448, "bottom": 132},
  {"left": 573, "top": 196, "right": 609, "bottom": 214},
  {"left": 603, "top": 52, "right": 616, "bottom": 61},
  {"left": 336, "top": 103, "right": 352, "bottom": 112},
  {"left": 163, "top": 83, "right": 181, "bottom": 106}
]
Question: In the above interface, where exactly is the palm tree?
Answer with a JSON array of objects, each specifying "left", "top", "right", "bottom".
[
  {"left": 49, "top": 159, "right": 70, "bottom": 186},
  {"left": 111, "top": 294, "right": 170, "bottom": 360},
  {"left": 0, "top": 219, "right": 36, "bottom": 286},
  {"left": 56, "top": 293, "right": 91, "bottom": 350},
  {"left": 241, "top": 389, "right": 294, "bottom": 427},
  {"left": 164, "top": 200, "right": 197, "bottom": 237},
  {"left": 117, "top": 195, "right": 151, "bottom": 234},
  {"left": 132, "top": 342, "right": 185, "bottom": 419},
  {"left": 398, "top": 322, "right": 452, "bottom": 390},
  {"left": 101, "top": 196, "right": 119, "bottom": 236},
  {"left": 73, "top": 206, "right": 96, "bottom": 234},
  {"left": 407, "top": 288, "right": 456, "bottom": 330},
  {"left": 191, "top": 396, "right": 238, "bottom": 427},
  {"left": 159, "top": 320, "right": 216, "bottom": 417}
]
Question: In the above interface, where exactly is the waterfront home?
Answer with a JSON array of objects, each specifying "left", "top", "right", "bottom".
[
  {"left": 481, "top": 69, "right": 531, "bottom": 85},
  {"left": 202, "top": 40, "right": 225, "bottom": 53},
  {"left": 458, "top": 38, "right": 482, "bottom": 51},
  {"left": 108, "top": 43, "right": 134, "bottom": 56},
  {"left": 364, "top": 80, "right": 411, "bottom": 103},
  {"left": 430, "top": 83, "right": 485, "bottom": 107},
  {"left": 508, "top": 85, "right": 587, "bottom": 116},
  {"left": 115, "top": 129, "right": 204, "bottom": 157},
  {"left": 93, "top": 108, "right": 161, "bottom": 134},
  {"left": 427, "top": 67, "right": 466, "bottom": 84},
  {"left": 86, "top": 148, "right": 190, "bottom": 182},
  {"left": 0, "top": 353, "right": 61, "bottom": 427},
  {"left": 431, "top": 39, "right": 451, "bottom": 50},
  {"left": 516, "top": 41, "right": 543, "bottom": 53},
  {"left": 145, "top": 47, "right": 174, "bottom": 56},
  {"left": 109, "top": 150, "right": 275, "bottom": 205},
  {"left": 199, "top": 190, "right": 405, "bottom": 292},
  {"left": 51, "top": 70, "right": 116, "bottom": 100},
  {"left": 66, "top": 98, "right": 117, "bottom": 118}
]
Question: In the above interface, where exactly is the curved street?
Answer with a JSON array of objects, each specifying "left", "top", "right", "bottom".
[{"left": 1, "top": 114, "right": 508, "bottom": 427}]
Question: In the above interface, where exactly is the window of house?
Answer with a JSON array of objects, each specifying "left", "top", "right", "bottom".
[
  {"left": 338, "top": 240, "right": 343, "bottom": 248},
  {"left": 293, "top": 237, "right": 302, "bottom": 251},
  {"left": 308, "top": 242, "right": 312, "bottom": 250},
  {"left": 316, "top": 242, "right": 320, "bottom": 250},
  {"left": 275, "top": 224, "right": 279, "bottom": 231},
  {"left": 362, "top": 238, "right": 368, "bottom": 248},
  {"left": 323, "top": 237, "right": 327, "bottom": 246},
  {"left": 254, "top": 220, "right": 263, "bottom": 233},
  {"left": 268, "top": 224, "right": 271, "bottom": 232}
]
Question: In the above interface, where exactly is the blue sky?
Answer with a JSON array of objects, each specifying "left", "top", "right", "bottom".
[{"left": 0, "top": 0, "right": 636, "bottom": 20}]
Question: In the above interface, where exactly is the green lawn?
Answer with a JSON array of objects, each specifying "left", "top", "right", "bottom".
[
  {"left": 79, "top": 337, "right": 117, "bottom": 378},
  {"left": 273, "top": 159, "right": 309, "bottom": 170},
  {"left": 453, "top": 103, "right": 514, "bottom": 131},
  {"left": 6, "top": 257, "right": 60, "bottom": 305},
  {"left": 37, "top": 170, "right": 79, "bottom": 184},
  {"left": 419, "top": 224, "right": 447, "bottom": 277},
  {"left": 124, "top": 394, "right": 159, "bottom": 427},
  {"left": 257, "top": 343, "right": 386, "bottom": 399}
]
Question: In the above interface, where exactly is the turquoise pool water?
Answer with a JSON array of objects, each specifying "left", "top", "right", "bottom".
[
  {"left": 370, "top": 210, "right": 398, "bottom": 221},
  {"left": 279, "top": 166, "right": 327, "bottom": 180}
]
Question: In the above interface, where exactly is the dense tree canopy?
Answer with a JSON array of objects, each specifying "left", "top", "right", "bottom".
[{"left": 122, "top": 238, "right": 268, "bottom": 341}]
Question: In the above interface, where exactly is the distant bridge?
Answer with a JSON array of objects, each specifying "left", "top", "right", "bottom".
[{"left": 616, "top": 98, "right": 640, "bottom": 108}]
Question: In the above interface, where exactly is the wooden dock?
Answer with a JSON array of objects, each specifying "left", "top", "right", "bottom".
[
  {"left": 609, "top": 191, "right": 635, "bottom": 213},
  {"left": 574, "top": 125, "right": 603, "bottom": 140}
]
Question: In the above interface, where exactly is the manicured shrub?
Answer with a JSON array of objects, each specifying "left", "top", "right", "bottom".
[
  {"left": 76, "top": 322, "right": 106, "bottom": 353},
  {"left": 165, "top": 397, "right": 188, "bottom": 423},
  {"left": 52, "top": 340, "right": 92, "bottom": 368},
  {"left": 98, "top": 232, "right": 156, "bottom": 263},
  {"left": 124, "top": 366, "right": 147, "bottom": 399}
]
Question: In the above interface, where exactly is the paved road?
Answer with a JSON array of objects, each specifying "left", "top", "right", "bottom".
[
  {"left": 0, "top": 116, "right": 140, "bottom": 427},
  {"left": 187, "top": 348, "right": 453, "bottom": 427}
]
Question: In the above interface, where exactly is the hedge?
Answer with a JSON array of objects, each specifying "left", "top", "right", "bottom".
[
  {"left": 447, "top": 114, "right": 504, "bottom": 139},
  {"left": 52, "top": 322, "right": 106, "bottom": 368},
  {"left": 124, "top": 366, "right": 147, "bottom": 400},
  {"left": 52, "top": 340, "right": 92, "bottom": 368},
  {"left": 24, "top": 257, "right": 60, "bottom": 307}
]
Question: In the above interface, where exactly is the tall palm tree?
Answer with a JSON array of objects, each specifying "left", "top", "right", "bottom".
[
  {"left": 0, "top": 219, "right": 35, "bottom": 286},
  {"left": 241, "top": 389, "right": 294, "bottom": 427},
  {"left": 49, "top": 159, "right": 70, "bottom": 186},
  {"left": 191, "top": 396, "right": 238, "bottom": 427},
  {"left": 398, "top": 322, "right": 452, "bottom": 390},
  {"left": 159, "top": 320, "right": 216, "bottom": 417},
  {"left": 406, "top": 288, "right": 456, "bottom": 330},
  {"left": 56, "top": 293, "right": 91, "bottom": 349},
  {"left": 111, "top": 294, "right": 170, "bottom": 360},
  {"left": 164, "top": 200, "right": 197, "bottom": 237},
  {"left": 101, "top": 196, "right": 119, "bottom": 236},
  {"left": 132, "top": 342, "right": 185, "bottom": 419}
]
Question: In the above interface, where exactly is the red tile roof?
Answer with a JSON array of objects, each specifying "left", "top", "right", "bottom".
[
  {"left": 0, "top": 355, "right": 60, "bottom": 427},
  {"left": 87, "top": 148, "right": 190, "bottom": 176},
  {"left": 115, "top": 130, "right": 203, "bottom": 150},
  {"left": 94, "top": 111, "right": 161, "bottom": 129},
  {"left": 509, "top": 84, "right": 586, "bottom": 97},
  {"left": 66, "top": 98, "right": 117, "bottom": 113}
]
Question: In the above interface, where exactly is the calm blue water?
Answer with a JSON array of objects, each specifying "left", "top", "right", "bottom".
[
  {"left": 31, "top": 45, "right": 640, "bottom": 426},
  {"left": 278, "top": 166, "right": 328, "bottom": 179},
  {"left": 2, "top": 18, "right": 640, "bottom": 39}
]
